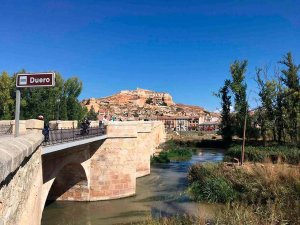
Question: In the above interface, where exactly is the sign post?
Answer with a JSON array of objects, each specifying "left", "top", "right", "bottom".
[
  {"left": 15, "top": 72, "right": 55, "bottom": 137},
  {"left": 14, "top": 89, "right": 21, "bottom": 137}
]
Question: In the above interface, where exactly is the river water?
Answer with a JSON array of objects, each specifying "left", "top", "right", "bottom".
[{"left": 42, "top": 149, "right": 224, "bottom": 225}]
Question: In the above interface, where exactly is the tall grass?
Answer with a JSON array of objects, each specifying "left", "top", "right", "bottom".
[
  {"left": 225, "top": 145, "right": 300, "bottom": 164},
  {"left": 186, "top": 163, "right": 300, "bottom": 224}
]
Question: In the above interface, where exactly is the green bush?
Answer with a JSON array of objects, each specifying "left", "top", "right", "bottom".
[
  {"left": 187, "top": 163, "right": 218, "bottom": 184},
  {"left": 188, "top": 164, "right": 235, "bottom": 203},
  {"left": 152, "top": 140, "right": 193, "bottom": 164},
  {"left": 151, "top": 152, "right": 170, "bottom": 163},
  {"left": 202, "top": 177, "right": 235, "bottom": 203},
  {"left": 189, "top": 177, "right": 235, "bottom": 203},
  {"left": 168, "top": 148, "right": 193, "bottom": 161}
]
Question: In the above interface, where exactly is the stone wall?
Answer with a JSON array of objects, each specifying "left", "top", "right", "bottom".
[
  {"left": 48, "top": 120, "right": 78, "bottom": 129},
  {"left": 25, "top": 119, "right": 44, "bottom": 133},
  {"left": 0, "top": 134, "right": 44, "bottom": 225},
  {"left": 89, "top": 122, "right": 138, "bottom": 200},
  {"left": 0, "top": 120, "right": 26, "bottom": 135},
  {"left": 0, "top": 119, "right": 44, "bottom": 135}
]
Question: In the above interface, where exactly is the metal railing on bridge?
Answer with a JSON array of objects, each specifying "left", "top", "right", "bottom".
[{"left": 42, "top": 126, "right": 106, "bottom": 146}]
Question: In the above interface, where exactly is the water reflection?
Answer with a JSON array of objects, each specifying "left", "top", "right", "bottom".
[{"left": 42, "top": 149, "right": 224, "bottom": 225}]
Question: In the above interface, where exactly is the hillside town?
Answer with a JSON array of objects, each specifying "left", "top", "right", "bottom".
[{"left": 82, "top": 88, "right": 220, "bottom": 131}]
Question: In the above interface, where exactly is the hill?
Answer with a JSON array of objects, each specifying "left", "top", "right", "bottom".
[{"left": 81, "top": 88, "right": 219, "bottom": 121}]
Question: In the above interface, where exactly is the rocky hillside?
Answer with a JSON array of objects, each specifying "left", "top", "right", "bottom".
[{"left": 81, "top": 88, "right": 218, "bottom": 121}]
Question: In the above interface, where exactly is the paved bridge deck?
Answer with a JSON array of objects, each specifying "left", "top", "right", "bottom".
[{"left": 42, "top": 135, "right": 108, "bottom": 155}]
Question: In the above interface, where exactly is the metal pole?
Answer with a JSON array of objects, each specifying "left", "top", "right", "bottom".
[
  {"left": 241, "top": 90, "right": 252, "bottom": 166},
  {"left": 14, "top": 89, "right": 21, "bottom": 137},
  {"left": 241, "top": 112, "right": 247, "bottom": 165}
]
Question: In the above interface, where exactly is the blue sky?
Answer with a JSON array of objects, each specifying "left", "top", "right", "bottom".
[{"left": 0, "top": 0, "right": 299, "bottom": 111}]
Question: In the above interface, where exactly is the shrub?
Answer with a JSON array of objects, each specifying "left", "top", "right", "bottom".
[
  {"left": 187, "top": 163, "right": 218, "bottom": 184},
  {"left": 151, "top": 152, "right": 170, "bottom": 163},
  {"left": 168, "top": 148, "right": 193, "bottom": 161},
  {"left": 188, "top": 164, "right": 235, "bottom": 203},
  {"left": 204, "top": 177, "right": 235, "bottom": 203},
  {"left": 152, "top": 140, "right": 193, "bottom": 164},
  {"left": 188, "top": 177, "right": 235, "bottom": 203},
  {"left": 145, "top": 98, "right": 153, "bottom": 104}
]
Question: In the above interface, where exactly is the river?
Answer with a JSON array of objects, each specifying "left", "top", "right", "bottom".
[{"left": 42, "top": 148, "right": 224, "bottom": 225}]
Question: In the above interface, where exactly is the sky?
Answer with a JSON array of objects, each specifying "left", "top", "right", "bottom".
[{"left": 0, "top": 0, "right": 299, "bottom": 111}]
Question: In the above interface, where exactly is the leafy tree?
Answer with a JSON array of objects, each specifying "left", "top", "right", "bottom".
[
  {"left": 230, "top": 60, "right": 249, "bottom": 137},
  {"left": 279, "top": 52, "right": 300, "bottom": 144},
  {"left": 63, "top": 77, "right": 85, "bottom": 121},
  {"left": 275, "top": 79, "right": 286, "bottom": 143},
  {"left": 86, "top": 106, "right": 98, "bottom": 120},
  {"left": 217, "top": 79, "right": 233, "bottom": 144},
  {"left": 0, "top": 70, "right": 86, "bottom": 123},
  {"left": 256, "top": 68, "right": 277, "bottom": 143},
  {"left": 0, "top": 71, "right": 14, "bottom": 119}
]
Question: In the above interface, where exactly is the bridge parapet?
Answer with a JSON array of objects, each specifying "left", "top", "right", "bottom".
[
  {"left": 106, "top": 121, "right": 138, "bottom": 138},
  {"left": 0, "top": 119, "right": 44, "bottom": 135},
  {"left": 49, "top": 120, "right": 77, "bottom": 129},
  {"left": 0, "top": 133, "right": 44, "bottom": 225}
]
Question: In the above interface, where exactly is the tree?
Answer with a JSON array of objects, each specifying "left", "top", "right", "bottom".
[
  {"left": 0, "top": 70, "right": 86, "bottom": 123},
  {"left": 63, "top": 77, "right": 85, "bottom": 121},
  {"left": 275, "top": 79, "right": 286, "bottom": 143},
  {"left": 279, "top": 52, "right": 300, "bottom": 144},
  {"left": 256, "top": 68, "right": 277, "bottom": 143},
  {"left": 217, "top": 79, "right": 233, "bottom": 144},
  {"left": 145, "top": 98, "right": 153, "bottom": 104},
  {"left": 86, "top": 106, "right": 98, "bottom": 120},
  {"left": 0, "top": 71, "right": 14, "bottom": 119},
  {"left": 230, "top": 60, "right": 249, "bottom": 137}
]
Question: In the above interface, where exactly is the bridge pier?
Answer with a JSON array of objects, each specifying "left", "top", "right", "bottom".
[
  {"left": 89, "top": 122, "right": 138, "bottom": 200},
  {"left": 136, "top": 122, "right": 153, "bottom": 177}
]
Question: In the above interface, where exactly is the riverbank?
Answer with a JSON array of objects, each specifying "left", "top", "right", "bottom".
[
  {"left": 189, "top": 162, "right": 300, "bottom": 224},
  {"left": 133, "top": 162, "right": 300, "bottom": 225},
  {"left": 137, "top": 138, "right": 300, "bottom": 225}
]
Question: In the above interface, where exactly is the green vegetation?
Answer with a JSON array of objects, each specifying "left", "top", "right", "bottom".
[
  {"left": 216, "top": 52, "right": 300, "bottom": 146},
  {"left": 151, "top": 140, "right": 194, "bottom": 163},
  {"left": 186, "top": 163, "right": 300, "bottom": 224},
  {"left": 0, "top": 70, "right": 91, "bottom": 122},
  {"left": 151, "top": 152, "right": 170, "bottom": 163},
  {"left": 86, "top": 106, "right": 98, "bottom": 120},
  {"left": 215, "top": 79, "right": 233, "bottom": 144},
  {"left": 145, "top": 98, "right": 153, "bottom": 104},
  {"left": 225, "top": 145, "right": 300, "bottom": 164},
  {"left": 187, "top": 164, "right": 235, "bottom": 203}
]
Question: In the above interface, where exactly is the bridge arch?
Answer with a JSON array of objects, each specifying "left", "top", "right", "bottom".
[
  {"left": 46, "top": 163, "right": 89, "bottom": 203},
  {"left": 41, "top": 150, "right": 92, "bottom": 211}
]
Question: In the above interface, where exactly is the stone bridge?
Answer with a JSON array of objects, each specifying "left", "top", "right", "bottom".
[{"left": 0, "top": 121, "right": 166, "bottom": 225}]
